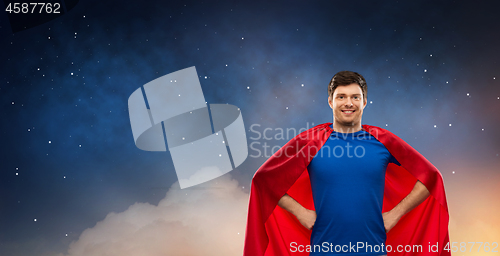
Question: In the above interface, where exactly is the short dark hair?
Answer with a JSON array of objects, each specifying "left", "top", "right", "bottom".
[{"left": 328, "top": 71, "right": 367, "bottom": 101}]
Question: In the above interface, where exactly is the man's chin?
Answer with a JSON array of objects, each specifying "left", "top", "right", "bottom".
[{"left": 336, "top": 120, "right": 359, "bottom": 126}]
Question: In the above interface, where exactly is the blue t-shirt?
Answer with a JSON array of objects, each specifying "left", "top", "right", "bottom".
[{"left": 307, "top": 128, "right": 400, "bottom": 255}]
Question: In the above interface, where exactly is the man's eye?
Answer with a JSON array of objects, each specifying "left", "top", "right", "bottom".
[
  {"left": 354, "top": 96, "right": 359, "bottom": 100},
  {"left": 338, "top": 96, "right": 344, "bottom": 99}
]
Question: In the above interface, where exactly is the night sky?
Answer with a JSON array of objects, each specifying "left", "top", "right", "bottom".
[{"left": 1, "top": 1, "right": 499, "bottom": 255}]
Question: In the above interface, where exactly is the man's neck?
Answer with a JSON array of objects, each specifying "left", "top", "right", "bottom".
[{"left": 331, "top": 123, "right": 363, "bottom": 133}]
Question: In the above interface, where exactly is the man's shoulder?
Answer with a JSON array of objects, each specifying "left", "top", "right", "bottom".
[
  {"left": 294, "top": 123, "right": 403, "bottom": 144},
  {"left": 362, "top": 124, "right": 385, "bottom": 133},
  {"left": 295, "top": 123, "right": 397, "bottom": 140},
  {"left": 280, "top": 123, "right": 332, "bottom": 146},
  {"left": 362, "top": 124, "right": 399, "bottom": 140},
  {"left": 296, "top": 122, "right": 332, "bottom": 136}
]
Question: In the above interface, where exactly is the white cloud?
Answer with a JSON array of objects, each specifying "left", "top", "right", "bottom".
[
  {"left": 178, "top": 166, "right": 226, "bottom": 189},
  {"left": 65, "top": 173, "right": 249, "bottom": 256}
]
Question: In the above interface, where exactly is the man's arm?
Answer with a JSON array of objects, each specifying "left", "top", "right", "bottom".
[
  {"left": 278, "top": 193, "right": 317, "bottom": 230},
  {"left": 383, "top": 180, "right": 430, "bottom": 232}
]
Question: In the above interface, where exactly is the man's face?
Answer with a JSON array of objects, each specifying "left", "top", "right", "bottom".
[{"left": 328, "top": 83, "right": 367, "bottom": 128}]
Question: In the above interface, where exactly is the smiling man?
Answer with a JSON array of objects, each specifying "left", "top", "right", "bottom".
[{"left": 243, "top": 71, "right": 450, "bottom": 256}]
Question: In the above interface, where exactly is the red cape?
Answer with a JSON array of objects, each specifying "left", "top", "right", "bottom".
[{"left": 243, "top": 123, "right": 450, "bottom": 256}]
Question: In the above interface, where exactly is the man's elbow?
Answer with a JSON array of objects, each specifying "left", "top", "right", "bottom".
[{"left": 417, "top": 180, "right": 430, "bottom": 198}]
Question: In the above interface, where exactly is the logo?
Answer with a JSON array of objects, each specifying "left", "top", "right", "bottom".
[{"left": 128, "top": 67, "right": 248, "bottom": 188}]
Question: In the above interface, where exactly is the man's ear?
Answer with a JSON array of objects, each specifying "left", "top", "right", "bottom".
[
  {"left": 363, "top": 98, "right": 367, "bottom": 109},
  {"left": 328, "top": 96, "right": 333, "bottom": 109}
]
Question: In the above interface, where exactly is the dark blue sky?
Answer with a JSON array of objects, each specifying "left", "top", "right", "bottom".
[{"left": 1, "top": 1, "right": 499, "bottom": 255}]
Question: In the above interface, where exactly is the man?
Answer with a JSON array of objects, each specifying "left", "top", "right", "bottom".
[{"left": 243, "top": 71, "right": 450, "bottom": 255}]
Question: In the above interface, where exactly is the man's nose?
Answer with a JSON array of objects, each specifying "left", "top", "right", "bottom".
[{"left": 345, "top": 97, "right": 353, "bottom": 107}]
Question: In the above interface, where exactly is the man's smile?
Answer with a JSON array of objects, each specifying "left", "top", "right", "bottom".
[{"left": 341, "top": 110, "right": 356, "bottom": 115}]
